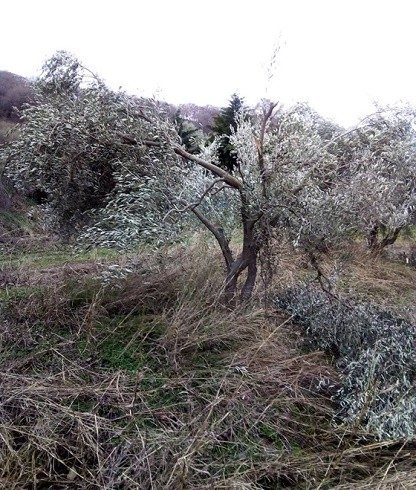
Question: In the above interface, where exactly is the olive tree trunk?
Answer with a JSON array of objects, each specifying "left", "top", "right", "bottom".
[{"left": 367, "top": 224, "right": 402, "bottom": 253}]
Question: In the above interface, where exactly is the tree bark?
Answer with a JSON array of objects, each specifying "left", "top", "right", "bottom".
[
  {"left": 224, "top": 257, "right": 247, "bottom": 302},
  {"left": 368, "top": 224, "right": 402, "bottom": 253},
  {"left": 367, "top": 224, "right": 379, "bottom": 250},
  {"left": 379, "top": 226, "right": 402, "bottom": 249},
  {"left": 223, "top": 210, "right": 259, "bottom": 303},
  {"left": 189, "top": 205, "right": 234, "bottom": 271},
  {"left": 240, "top": 251, "right": 257, "bottom": 302}
]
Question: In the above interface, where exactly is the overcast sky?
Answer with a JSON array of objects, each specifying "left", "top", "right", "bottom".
[{"left": 2, "top": 0, "right": 416, "bottom": 126}]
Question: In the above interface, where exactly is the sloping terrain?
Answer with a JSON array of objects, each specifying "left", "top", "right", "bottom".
[{"left": 1, "top": 238, "right": 416, "bottom": 488}]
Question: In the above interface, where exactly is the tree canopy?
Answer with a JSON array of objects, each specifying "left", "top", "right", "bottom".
[{"left": 2, "top": 51, "right": 416, "bottom": 300}]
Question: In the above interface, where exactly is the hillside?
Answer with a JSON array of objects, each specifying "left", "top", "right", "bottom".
[
  {"left": 0, "top": 71, "right": 33, "bottom": 123},
  {"left": 1, "top": 236, "right": 415, "bottom": 488}
]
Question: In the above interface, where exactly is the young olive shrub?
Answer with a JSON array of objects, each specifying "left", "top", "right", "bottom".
[{"left": 336, "top": 108, "right": 416, "bottom": 250}]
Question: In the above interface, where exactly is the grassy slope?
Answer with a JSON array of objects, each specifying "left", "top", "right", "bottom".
[{"left": 1, "top": 239, "right": 416, "bottom": 489}]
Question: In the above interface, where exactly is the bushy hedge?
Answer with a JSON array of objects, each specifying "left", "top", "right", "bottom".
[{"left": 276, "top": 287, "right": 416, "bottom": 439}]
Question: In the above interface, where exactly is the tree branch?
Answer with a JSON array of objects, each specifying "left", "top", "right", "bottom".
[
  {"left": 189, "top": 179, "right": 225, "bottom": 209},
  {"left": 172, "top": 144, "right": 242, "bottom": 190},
  {"left": 117, "top": 132, "right": 243, "bottom": 190},
  {"left": 185, "top": 202, "right": 234, "bottom": 271},
  {"left": 165, "top": 179, "right": 226, "bottom": 217},
  {"left": 255, "top": 101, "right": 279, "bottom": 197}
]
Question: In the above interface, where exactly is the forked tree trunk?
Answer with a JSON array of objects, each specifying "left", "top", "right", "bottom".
[
  {"left": 367, "top": 224, "right": 402, "bottom": 254},
  {"left": 223, "top": 213, "right": 259, "bottom": 303},
  {"left": 367, "top": 224, "right": 379, "bottom": 250},
  {"left": 190, "top": 204, "right": 259, "bottom": 303},
  {"left": 191, "top": 204, "right": 259, "bottom": 303}
]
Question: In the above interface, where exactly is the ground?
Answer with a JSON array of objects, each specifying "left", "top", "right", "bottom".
[{"left": 1, "top": 229, "right": 416, "bottom": 489}]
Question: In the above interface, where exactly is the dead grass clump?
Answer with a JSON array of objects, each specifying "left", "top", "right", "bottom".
[
  {"left": 0, "top": 243, "right": 319, "bottom": 487},
  {"left": 1, "top": 240, "right": 416, "bottom": 488},
  {"left": 332, "top": 468, "right": 416, "bottom": 489},
  {"left": 0, "top": 317, "right": 338, "bottom": 488},
  {"left": 108, "top": 239, "right": 226, "bottom": 313},
  {"left": 293, "top": 242, "right": 416, "bottom": 322}
]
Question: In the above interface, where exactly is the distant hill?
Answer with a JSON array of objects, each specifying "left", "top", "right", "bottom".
[
  {"left": 0, "top": 72, "right": 33, "bottom": 215},
  {"left": 177, "top": 103, "right": 219, "bottom": 133},
  {"left": 0, "top": 70, "right": 33, "bottom": 123}
]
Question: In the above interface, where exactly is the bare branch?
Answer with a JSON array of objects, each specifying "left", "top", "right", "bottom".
[
  {"left": 119, "top": 133, "right": 243, "bottom": 190},
  {"left": 189, "top": 178, "right": 225, "bottom": 210},
  {"left": 165, "top": 179, "right": 226, "bottom": 218},
  {"left": 255, "top": 101, "right": 279, "bottom": 197},
  {"left": 182, "top": 200, "right": 234, "bottom": 270},
  {"left": 172, "top": 145, "right": 242, "bottom": 190}
]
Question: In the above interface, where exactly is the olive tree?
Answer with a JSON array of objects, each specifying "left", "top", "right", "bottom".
[
  {"left": 2, "top": 52, "right": 182, "bottom": 232},
  {"left": 89, "top": 101, "right": 350, "bottom": 301},
  {"left": 8, "top": 51, "right": 412, "bottom": 302},
  {"left": 335, "top": 108, "right": 416, "bottom": 252}
]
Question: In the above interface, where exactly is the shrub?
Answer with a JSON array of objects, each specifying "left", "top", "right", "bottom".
[{"left": 276, "top": 287, "right": 416, "bottom": 439}]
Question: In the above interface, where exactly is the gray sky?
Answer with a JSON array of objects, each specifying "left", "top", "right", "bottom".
[{"left": 2, "top": 0, "right": 416, "bottom": 126}]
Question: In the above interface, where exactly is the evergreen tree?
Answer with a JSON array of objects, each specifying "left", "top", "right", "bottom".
[
  {"left": 174, "top": 110, "right": 202, "bottom": 153},
  {"left": 212, "top": 93, "right": 245, "bottom": 172}
]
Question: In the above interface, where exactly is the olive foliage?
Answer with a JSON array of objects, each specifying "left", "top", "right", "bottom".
[
  {"left": 277, "top": 287, "right": 416, "bottom": 440},
  {"left": 2, "top": 52, "right": 416, "bottom": 290},
  {"left": 338, "top": 108, "right": 416, "bottom": 250},
  {"left": 2, "top": 52, "right": 184, "bottom": 237}
]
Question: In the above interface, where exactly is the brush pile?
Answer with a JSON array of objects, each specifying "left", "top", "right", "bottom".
[{"left": 277, "top": 286, "right": 416, "bottom": 439}]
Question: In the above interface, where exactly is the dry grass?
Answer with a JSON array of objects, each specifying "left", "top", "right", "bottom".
[
  {"left": 1, "top": 239, "right": 415, "bottom": 488},
  {"left": 303, "top": 244, "right": 416, "bottom": 334},
  {"left": 332, "top": 468, "right": 416, "bottom": 489},
  {"left": 273, "top": 240, "right": 416, "bottom": 320}
]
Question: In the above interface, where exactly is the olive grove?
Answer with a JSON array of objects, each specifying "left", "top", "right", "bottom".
[{"left": 2, "top": 52, "right": 416, "bottom": 301}]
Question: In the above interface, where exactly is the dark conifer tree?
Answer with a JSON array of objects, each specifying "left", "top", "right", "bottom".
[
  {"left": 212, "top": 93, "right": 245, "bottom": 172},
  {"left": 174, "top": 110, "right": 201, "bottom": 153}
]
